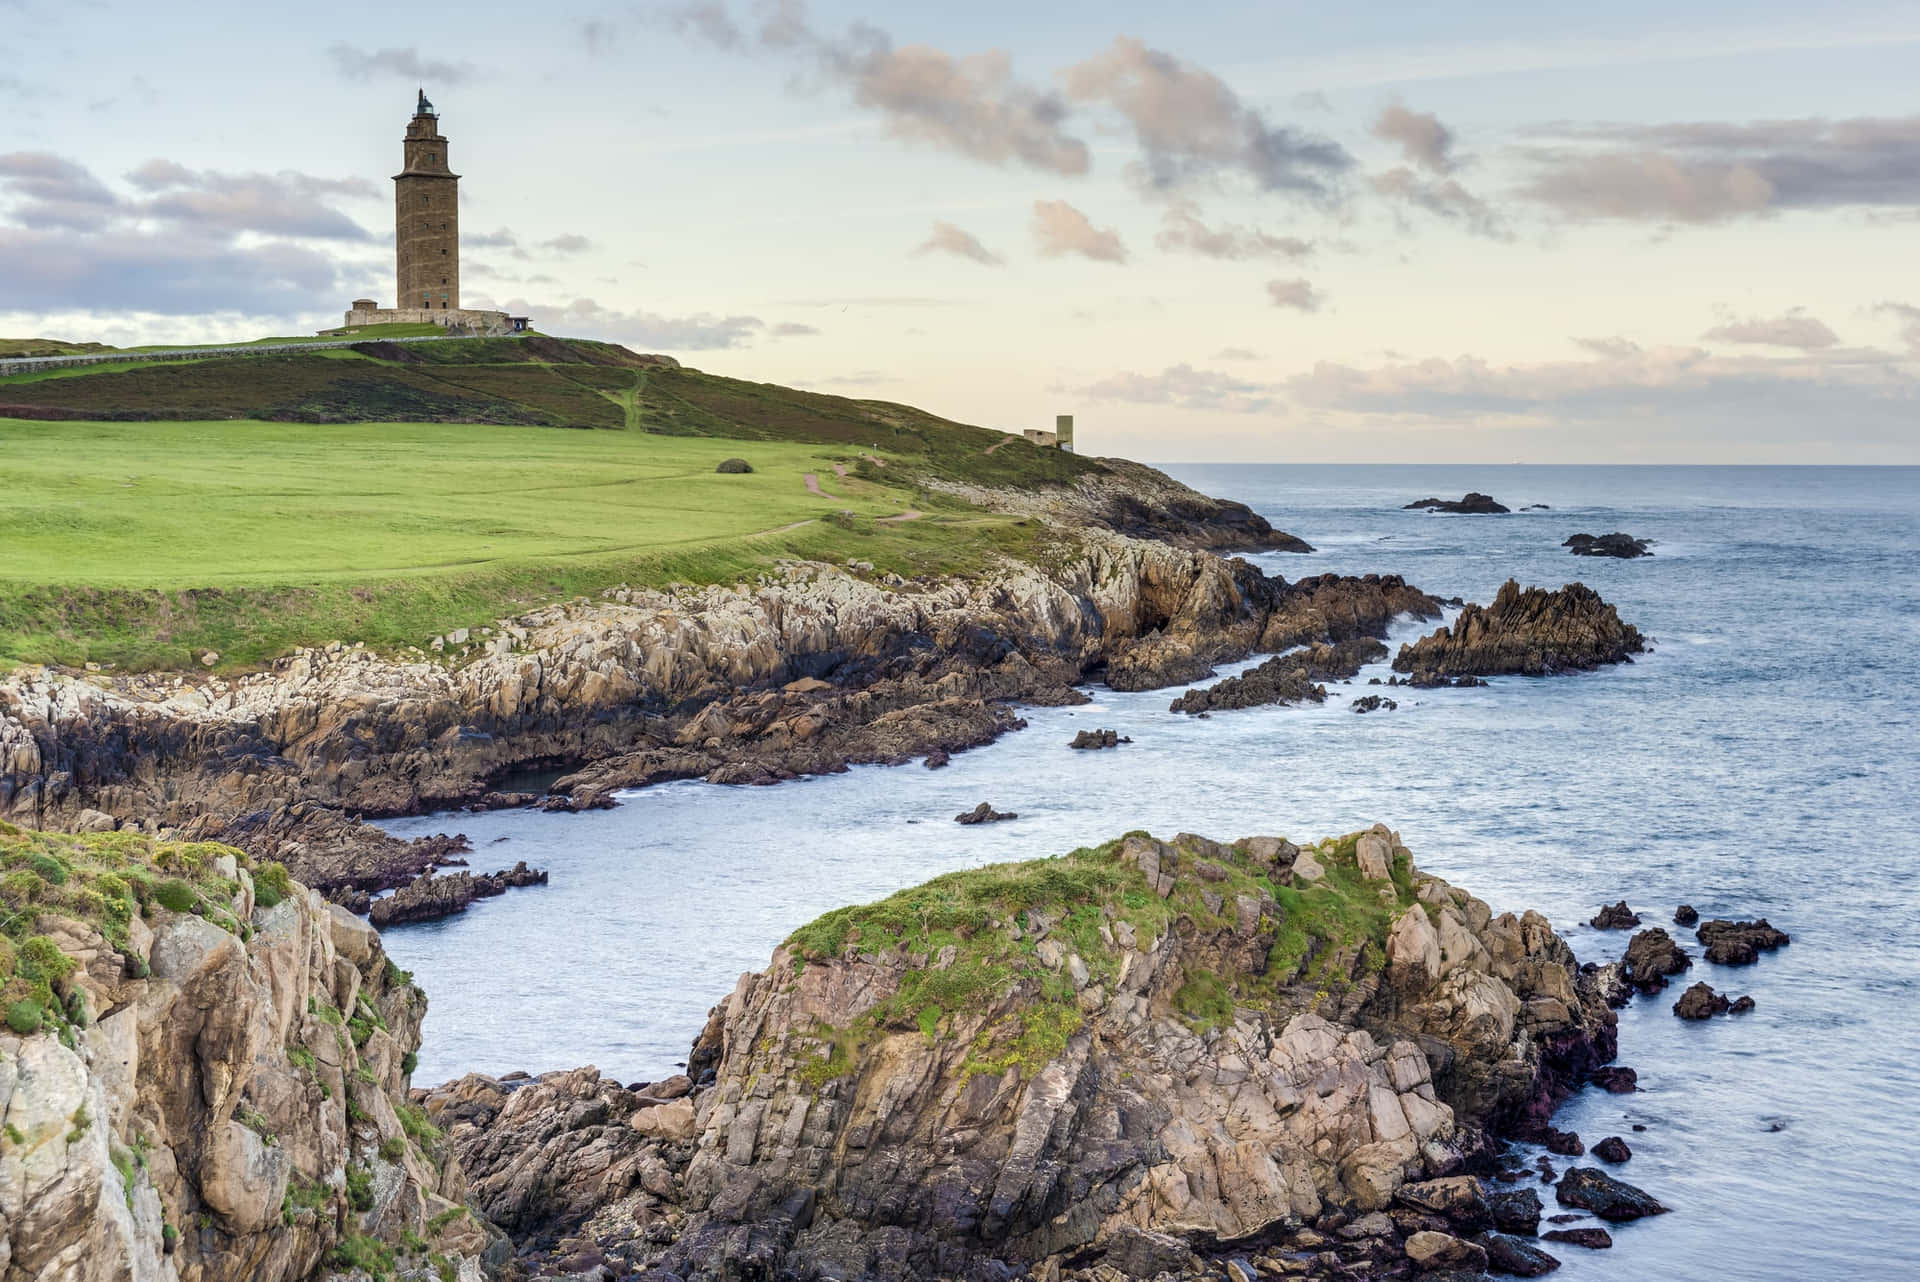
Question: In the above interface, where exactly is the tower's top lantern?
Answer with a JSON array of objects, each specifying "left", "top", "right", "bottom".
[{"left": 415, "top": 88, "right": 436, "bottom": 117}]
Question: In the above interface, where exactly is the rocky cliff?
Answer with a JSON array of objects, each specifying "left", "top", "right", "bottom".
[
  {"left": 0, "top": 532, "right": 1437, "bottom": 901},
  {"left": 431, "top": 826, "right": 1616, "bottom": 1281},
  {"left": 0, "top": 823, "right": 508, "bottom": 1282}
]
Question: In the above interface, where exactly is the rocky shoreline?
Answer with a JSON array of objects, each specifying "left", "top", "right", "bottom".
[{"left": 0, "top": 529, "right": 1440, "bottom": 913}]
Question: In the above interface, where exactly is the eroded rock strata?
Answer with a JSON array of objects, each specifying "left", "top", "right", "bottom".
[
  {"left": 0, "top": 824, "right": 507, "bottom": 1281},
  {"left": 1, "top": 536, "right": 1438, "bottom": 900},
  {"left": 433, "top": 825, "right": 1619, "bottom": 1281},
  {"left": 1393, "top": 580, "right": 1646, "bottom": 682}
]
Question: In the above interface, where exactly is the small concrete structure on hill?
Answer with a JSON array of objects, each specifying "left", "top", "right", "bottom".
[
  {"left": 1022, "top": 414, "right": 1076, "bottom": 451},
  {"left": 327, "top": 91, "right": 531, "bottom": 337}
]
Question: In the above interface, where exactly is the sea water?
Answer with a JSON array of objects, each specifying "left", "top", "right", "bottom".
[{"left": 382, "top": 465, "right": 1920, "bottom": 1280}]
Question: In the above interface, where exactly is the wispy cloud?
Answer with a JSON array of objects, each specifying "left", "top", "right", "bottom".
[
  {"left": 1702, "top": 309, "right": 1838, "bottom": 350},
  {"left": 1156, "top": 203, "right": 1312, "bottom": 260},
  {"left": 1063, "top": 36, "right": 1351, "bottom": 197},
  {"left": 1069, "top": 362, "right": 1279, "bottom": 413},
  {"left": 326, "top": 44, "right": 483, "bottom": 86},
  {"left": 1266, "top": 277, "right": 1324, "bottom": 312},
  {"left": 914, "top": 219, "right": 1004, "bottom": 265},
  {"left": 1032, "top": 199, "right": 1126, "bottom": 263},
  {"left": 1517, "top": 114, "right": 1920, "bottom": 222}
]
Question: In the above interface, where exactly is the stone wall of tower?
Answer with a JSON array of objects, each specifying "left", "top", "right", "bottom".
[{"left": 394, "top": 110, "right": 460, "bottom": 312}]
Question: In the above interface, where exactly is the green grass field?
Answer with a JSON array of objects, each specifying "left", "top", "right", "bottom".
[
  {"left": 0, "top": 416, "right": 1057, "bottom": 670},
  {"left": 0, "top": 333, "right": 1097, "bottom": 671}
]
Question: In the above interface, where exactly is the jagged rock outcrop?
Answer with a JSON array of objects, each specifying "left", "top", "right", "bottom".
[
  {"left": 1566, "top": 532, "right": 1652, "bottom": 558},
  {"left": 1404, "top": 493, "right": 1509, "bottom": 514},
  {"left": 2, "top": 540, "right": 1441, "bottom": 898},
  {"left": 1393, "top": 580, "right": 1645, "bottom": 682},
  {"left": 0, "top": 824, "right": 508, "bottom": 1282},
  {"left": 1167, "top": 638, "right": 1388, "bottom": 716},
  {"left": 439, "top": 825, "right": 1617, "bottom": 1281}
]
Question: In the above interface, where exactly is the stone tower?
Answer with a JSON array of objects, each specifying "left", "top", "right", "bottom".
[{"left": 394, "top": 89, "right": 459, "bottom": 311}]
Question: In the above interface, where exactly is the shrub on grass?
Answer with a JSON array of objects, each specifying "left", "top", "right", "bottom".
[{"left": 154, "top": 878, "right": 197, "bottom": 913}]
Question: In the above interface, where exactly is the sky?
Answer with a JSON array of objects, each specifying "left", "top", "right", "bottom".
[{"left": 4, "top": 0, "right": 1919, "bottom": 462}]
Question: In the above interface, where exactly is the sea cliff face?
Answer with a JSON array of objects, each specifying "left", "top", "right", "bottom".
[
  {"left": 0, "top": 532, "right": 1437, "bottom": 900},
  {"left": 0, "top": 825, "right": 506, "bottom": 1282},
  {"left": 429, "top": 827, "right": 1617, "bottom": 1281}
]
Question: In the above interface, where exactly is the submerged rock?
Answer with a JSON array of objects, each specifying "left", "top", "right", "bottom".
[
  {"left": 1673, "top": 980, "right": 1731, "bottom": 1019},
  {"left": 444, "top": 827, "right": 1620, "bottom": 1281},
  {"left": 1697, "top": 918, "right": 1791, "bottom": 965},
  {"left": 954, "top": 801, "right": 1016, "bottom": 824},
  {"left": 368, "top": 860, "right": 549, "bottom": 927},
  {"left": 1394, "top": 580, "right": 1646, "bottom": 682},
  {"left": 1406, "top": 492, "right": 1511, "bottom": 514},
  {"left": 1674, "top": 904, "right": 1699, "bottom": 925},
  {"left": 1556, "top": 1167, "right": 1668, "bottom": 1221},
  {"left": 1351, "top": 694, "right": 1398, "bottom": 713},
  {"left": 1543, "top": 1227, "right": 1614, "bottom": 1249},
  {"left": 1068, "top": 727, "right": 1130, "bottom": 749},
  {"left": 1592, "top": 1136, "right": 1633, "bottom": 1164},
  {"left": 1565, "top": 532, "right": 1653, "bottom": 558},
  {"left": 1169, "top": 637, "right": 1387, "bottom": 715},
  {"left": 1588, "top": 1066, "right": 1639, "bottom": 1094},
  {"left": 1590, "top": 901, "right": 1640, "bottom": 930}
]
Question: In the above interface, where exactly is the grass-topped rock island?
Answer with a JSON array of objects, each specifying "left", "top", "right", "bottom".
[{"left": 424, "top": 825, "right": 1623, "bottom": 1281}]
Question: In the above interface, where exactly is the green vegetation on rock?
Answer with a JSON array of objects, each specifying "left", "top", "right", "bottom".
[
  {"left": 0, "top": 822, "right": 256, "bottom": 1036},
  {"left": 783, "top": 830, "right": 1420, "bottom": 1085}
]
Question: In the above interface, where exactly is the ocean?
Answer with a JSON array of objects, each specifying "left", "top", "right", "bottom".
[{"left": 381, "top": 464, "right": 1920, "bottom": 1279}]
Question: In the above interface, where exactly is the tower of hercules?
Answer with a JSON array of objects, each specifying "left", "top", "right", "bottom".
[
  {"left": 331, "top": 92, "right": 525, "bottom": 334},
  {"left": 395, "top": 89, "right": 460, "bottom": 311}
]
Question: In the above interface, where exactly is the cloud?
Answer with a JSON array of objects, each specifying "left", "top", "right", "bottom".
[
  {"left": 0, "top": 151, "right": 119, "bottom": 230},
  {"left": 326, "top": 44, "right": 482, "bottom": 86},
  {"left": 1371, "top": 166, "right": 1505, "bottom": 238},
  {"left": 1877, "top": 302, "right": 1920, "bottom": 353},
  {"left": 1032, "top": 200, "right": 1126, "bottom": 262},
  {"left": 579, "top": 18, "right": 620, "bottom": 55},
  {"left": 0, "top": 225, "right": 358, "bottom": 315},
  {"left": 770, "top": 321, "right": 819, "bottom": 337},
  {"left": 1702, "top": 310, "right": 1839, "bottom": 350},
  {"left": 1266, "top": 277, "right": 1324, "bottom": 312},
  {"left": 1062, "top": 36, "right": 1350, "bottom": 196},
  {"left": 539, "top": 233, "right": 595, "bottom": 253},
  {"left": 1214, "top": 346, "right": 1262, "bottom": 360},
  {"left": 1373, "top": 104, "right": 1457, "bottom": 174},
  {"left": 668, "top": 2, "right": 1088, "bottom": 175},
  {"left": 914, "top": 220, "right": 1004, "bottom": 265},
  {"left": 667, "top": 1, "right": 744, "bottom": 48},
  {"left": 1069, "top": 362, "right": 1278, "bottom": 413},
  {"left": 1155, "top": 203, "right": 1312, "bottom": 260},
  {"left": 124, "top": 159, "right": 377, "bottom": 241},
  {"left": 1517, "top": 114, "right": 1920, "bottom": 222},
  {"left": 1572, "top": 336, "right": 1641, "bottom": 359},
  {"left": 489, "top": 296, "right": 768, "bottom": 350}
]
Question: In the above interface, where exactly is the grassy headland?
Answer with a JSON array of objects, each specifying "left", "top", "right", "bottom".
[{"left": 0, "top": 334, "right": 1101, "bottom": 671}]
